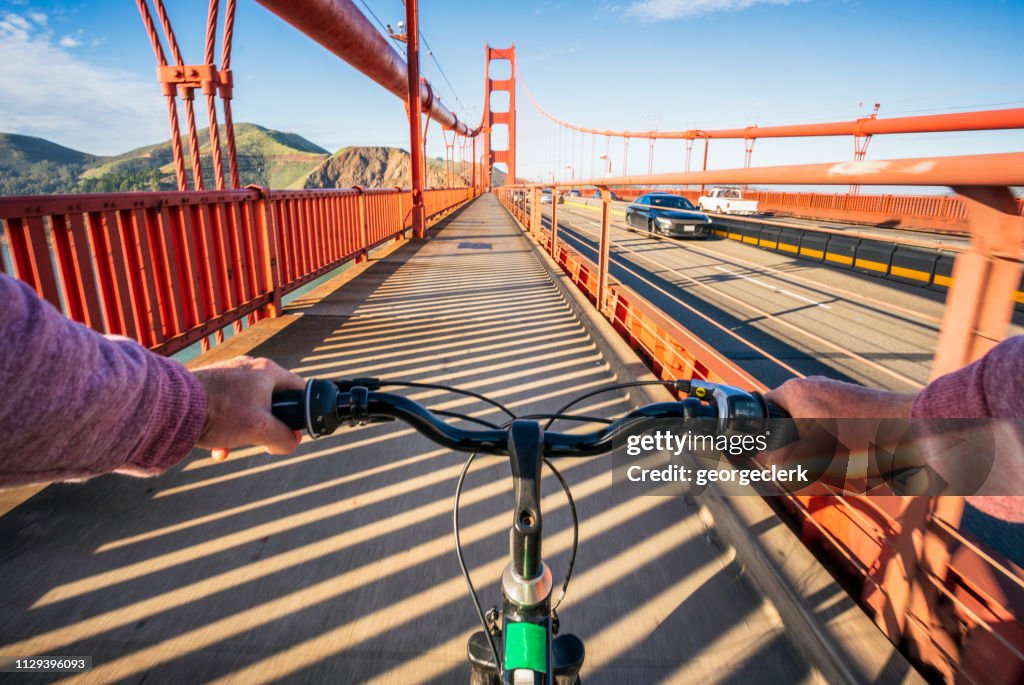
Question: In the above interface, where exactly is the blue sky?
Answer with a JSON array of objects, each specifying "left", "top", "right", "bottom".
[{"left": 1, "top": 0, "right": 1021, "bottom": 183}]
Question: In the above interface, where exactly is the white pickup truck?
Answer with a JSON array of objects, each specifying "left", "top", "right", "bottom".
[{"left": 698, "top": 187, "right": 759, "bottom": 215}]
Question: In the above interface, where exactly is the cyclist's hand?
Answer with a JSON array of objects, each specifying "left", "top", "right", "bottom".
[
  {"left": 192, "top": 356, "right": 306, "bottom": 460},
  {"left": 763, "top": 377, "right": 920, "bottom": 490},
  {"left": 765, "top": 376, "right": 916, "bottom": 419}
]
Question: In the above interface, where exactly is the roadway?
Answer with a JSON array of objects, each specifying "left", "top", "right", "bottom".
[{"left": 541, "top": 201, "right": 1022, "bottom": 391}]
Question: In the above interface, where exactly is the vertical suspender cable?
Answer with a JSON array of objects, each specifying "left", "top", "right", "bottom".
[
  {"left": 221, "top": 0, "right": 241, "bottom": 188},
  {"left": 204, "top": 0, "right": 227, "bottom": 191},
  {"left": 137, "top": 0, "right": 189, "bottom": 191}
]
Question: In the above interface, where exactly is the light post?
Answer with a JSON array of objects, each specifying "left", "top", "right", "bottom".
[{"left": 599, "top": 154, "right": 612, "bottom": 177}]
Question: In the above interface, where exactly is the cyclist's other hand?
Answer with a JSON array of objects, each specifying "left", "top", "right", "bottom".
[
  {"left": 192, "top": 356, "right": 306, "bottom": 460},
  {"left": 765, "top": 376, "right": 916, "bottom": 420},
  {"left": 764, "top": 376, "right": 920, "bottom": 489}
]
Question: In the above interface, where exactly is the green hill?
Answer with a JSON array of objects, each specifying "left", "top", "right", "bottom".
[
  {"left": 0, "top": 127, "right": 481, "bottom": 195},
  {"left": 0, "top": 133, "right": 99, "bottom": 195},
  {"left": 79, "top": 123, "right": 329, "bottom": 192}
]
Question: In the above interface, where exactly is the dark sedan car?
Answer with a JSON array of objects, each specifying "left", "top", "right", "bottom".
[{"left": 625, "top": 193, "right": 712, "bottom": 238}]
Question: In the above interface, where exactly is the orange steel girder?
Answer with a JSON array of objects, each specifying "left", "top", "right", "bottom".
[
  {"left": 483, "top": 45, "right": 517, "bottom": 188},
  {"left": 255, "top": 0, "right": 473, "bottom": 136}
]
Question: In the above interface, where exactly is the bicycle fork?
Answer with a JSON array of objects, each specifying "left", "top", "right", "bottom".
[{"left": 467, "top": 420, "right": 585, "bottom": 685}]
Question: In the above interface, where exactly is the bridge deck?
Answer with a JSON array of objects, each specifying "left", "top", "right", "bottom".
[{"left": 0, "top": 195, "right": 817, "bottom": 684}]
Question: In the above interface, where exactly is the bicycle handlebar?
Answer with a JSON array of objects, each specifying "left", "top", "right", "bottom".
[{"left": 271, "top": 378, "right": 796, "bottom": 457}]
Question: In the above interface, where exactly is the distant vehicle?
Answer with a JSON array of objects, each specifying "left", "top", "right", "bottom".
[
  {"left": 698, "top": 187, "right": 758, "bottom": 215},
  {"left": 540, "top": 188, "right": 563, "bottom": 205},
  {"left": 568, "top": 189, "right": 582, "bottom": 197},
  {"left": 625, "top": 193, "right": 712, "bottom": 238},
  {"left": 591, "top": 190, "right": 623, "bottom": 201}
]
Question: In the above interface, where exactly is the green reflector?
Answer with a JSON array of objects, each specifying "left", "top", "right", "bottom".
[{"left": 504, "top": 621, "right": 548, "bottom": 673}]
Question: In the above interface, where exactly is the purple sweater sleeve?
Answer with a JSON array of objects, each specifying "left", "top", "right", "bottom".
[
  {"left": 0, "top": 274, "right": 207, "bottom": 487},
  {"left": 911, "top": 335, "right": 1024, "bottom": 419}
]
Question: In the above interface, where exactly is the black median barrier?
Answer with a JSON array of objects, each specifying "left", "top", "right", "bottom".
[
  {"left": 725, "top": 219, "right": 745, "bottom": 242},
  {"left": 776, "top": 227, "right": 803, "bottom": 255},
  {"left": 797, "top": 231, "right": 829, "bottom": 262},
  {"left": 853, "top": 239, "right": 896, "bottom": 277},
  {"left": 758, "top": 225, "right": 780, "bottom": 250},
  {"left": 889, "top": 245, "right": 938, "bottom": 286},
  {"left": 738, "top": 223, "right": 762, "bottom": 246},
  {"left": 824, "top": 235, "right": 859, "bottom": 270},
  {"left": 929, "top": 250, "right": 956, "bottom": 292}
]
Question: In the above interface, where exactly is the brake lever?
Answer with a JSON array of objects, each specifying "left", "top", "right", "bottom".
[{"left": 673, "top": 378, "right": 798, "bottom": 452}]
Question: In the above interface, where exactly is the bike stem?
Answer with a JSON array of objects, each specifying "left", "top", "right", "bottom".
[
  {"left": 502, "top": 420, "right": 554, "bottom": 684},
  {"left": 509, "top": 420, "right": 544, "bottom": 580}
]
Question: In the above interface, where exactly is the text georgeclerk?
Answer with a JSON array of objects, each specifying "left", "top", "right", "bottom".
[{"left": 626, "top": 463, "right": 810, "bottom": 486}]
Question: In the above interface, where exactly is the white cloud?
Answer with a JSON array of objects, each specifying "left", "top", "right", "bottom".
[
  {"left": 624, "top": 0, "right": 807, "bottom": 21},
  {"left": 0, "top": 12, "right": 165, "bottom": 154},
  {"left": 3, "top": 12, "right": 31, "bottom": 31},
  {"left": 58, "top": 34, "right": 81, "bottom": 47}
]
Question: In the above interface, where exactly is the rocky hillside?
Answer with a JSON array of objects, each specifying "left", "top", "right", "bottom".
[{"left": 301, "top": 146, "right": 468, "bottom": 190}]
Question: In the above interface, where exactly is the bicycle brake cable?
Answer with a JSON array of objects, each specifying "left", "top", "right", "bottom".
[
  {"left": 517, "top": 413, "right": 613, "bottom": 425},
  {"left": 544, "top": 380, "right": 675, "bottom": 429},
  {"left": 380, "top": 380, "right": 516, "bottom": 420},
  {"left": 453, "top": 449, "right": 579, "bottom": 673},
  {"left": 543, "top": 456, "right": 578, "bottom": 614},
  {"left": 454, "top": 451, "right": 502, "bottom": 674}
]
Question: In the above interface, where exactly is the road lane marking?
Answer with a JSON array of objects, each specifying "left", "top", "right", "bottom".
[{"left": 713, "top": 266, "right": 832, "bottom": 309}]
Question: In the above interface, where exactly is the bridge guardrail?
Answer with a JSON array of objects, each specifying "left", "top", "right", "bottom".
[
  {"left": 568, "top": 187, "right": 1024, "bottom": 234},
  {"left": 0, "top": 186, "right": 475, "bottom": 355}
]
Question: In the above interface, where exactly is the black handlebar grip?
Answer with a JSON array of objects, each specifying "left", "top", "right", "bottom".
[
  {"left": 764, "top": 398, "right": 792, "bottom": 421},
  {"left": 754, "top": 393, "right": 801, "bottom": 452},
  {"left": 272, "top": 390, "right": 307, "bottom": 432}
]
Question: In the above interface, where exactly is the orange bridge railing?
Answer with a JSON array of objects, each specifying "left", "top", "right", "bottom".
[{"left": 0, "top": 186, "right": 475, "bottom": 355}]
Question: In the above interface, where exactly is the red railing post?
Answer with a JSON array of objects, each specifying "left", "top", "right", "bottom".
[
  {"left": 353, "top": 185, "right": 369, "bottom": 263},
  {"left": 248, "top": 185, "right": 282, "bottom": 318},
  {"left": 550, "top": 188, "right": 559, "bottom": 260},
  {"left": 597, "top": 185, "right": 612, "bottom": 313},
  {"left": 391, "top": 186, "right": 406, "bottom": 239},
  {"left": 530, "top": 186, "right": 540, "bottom": 234}
]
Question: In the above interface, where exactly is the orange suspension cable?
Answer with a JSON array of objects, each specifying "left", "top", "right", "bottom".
[{"left": 517, "top": 63, "right": 1024, "bottom": 141}]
